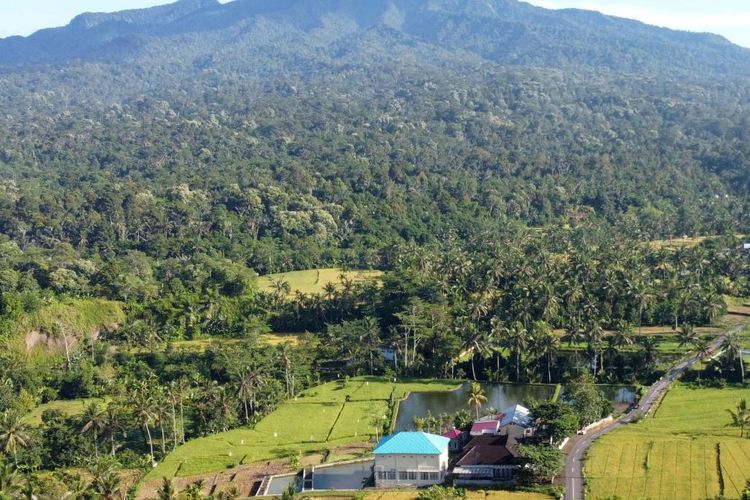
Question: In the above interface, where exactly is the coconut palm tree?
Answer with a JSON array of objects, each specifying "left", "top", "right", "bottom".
[
  {"left": 677, "top": 324, "right": 698, "bottom": 350},
  {"left": 532, "top": 322, "right": 559, "bottom": 383},
  {"left": 503, "top": 321, "right": 527, "bottom": 382},
  {"left": 722, "top": 332, "right": 745, "bottom": 383},
  {"left": 58, "top": 472, "right": 89, "bottom": 500},
  {"left": 102, "top": 403, "right": 126, "bottom": 457},
  {"left": 612, "top": 321, "right": 635, "bottom": 349},
  {"left": 0, "top": 412, "right": 29, "bottom": 466},
  {"left": 235, "top": 366, "right": 264, "bottom": 424},
  {"left": 88, "top": 460, "right": 121, "bottom": 500},
  {"left": 130, "top": 389, "right": 156, "bottom": 459},
  {"left": 727, "top": 399, "right": 750, "bottom": 438},
  {"left": 169, "top": 378, "right": 191, "bottom": 444},
  {"left": 638, "top": 336, "right": 659, "bottom": 369},
  {"left": 563, "top": 320, "right": 585, "bottom": 369},
  {"left": 81, "top": 403, "right": 106, "bottom": 458},
  {"left": 488, "top": 317, "right": 505, "bottom": 376},
  {"left": 694, "top": 337, "right": 712, "bottom": 383},
  {"left": 412, "top": 416, "right": 427, "bottom": 432},
  {"left": 0, "top": 460, "right": 19, "bottom": 496},
  {"left": 467, "top": 382, "right": 488, "bottom": 420},
  {"left": 585, "top": 321, "right": 605, "bottom": 375},
  {"left": 155, "top": 477, "right": 178, "bottom": 500}
]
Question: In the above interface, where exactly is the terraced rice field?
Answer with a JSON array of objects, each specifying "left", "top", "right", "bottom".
[
  {"left": 586, "top": 385, "right": 750, "bottom": 499},
  {"left": 145, "top": 377, "right": 458, "bottom": 480}
]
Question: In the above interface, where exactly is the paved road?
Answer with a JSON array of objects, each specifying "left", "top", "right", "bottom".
[{"left": 563, "top": 324, "right": 744, "bottom": 500}]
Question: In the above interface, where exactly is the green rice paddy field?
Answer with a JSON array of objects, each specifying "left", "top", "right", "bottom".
[
  {"left": 586, "top": 385, "right": 750, "bottom": 500},
  {"left": 145, "top": 377, "right": 458, "bottom": 480}
]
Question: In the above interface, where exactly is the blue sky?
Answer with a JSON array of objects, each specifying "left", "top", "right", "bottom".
[
  {"left": 1, "top": 0, "right": 749, "bottom": 48},
  {"left": 526, "top": 0, "right": 750, "bottom": 47}
]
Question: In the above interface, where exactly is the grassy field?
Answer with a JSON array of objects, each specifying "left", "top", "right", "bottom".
[
  {"left": 586, "top": 385, "right": 750, "bottom": 499},
  {"left": 161, "top": 333, "right": 303, "bottom": 351},
  {"left": 256, "top": 268, "right": 382, "bottom": 296},
  {"left": 23, "top": 397, "right": 108, "bottom": 426},
  {"left": 647, "top": 234, "right": 746, "bottom": 249},
  {"left": 145, "top": 377, "right": 459, "bottom": 480}
]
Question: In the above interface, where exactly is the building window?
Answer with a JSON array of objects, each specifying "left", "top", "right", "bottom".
[
  {"left": 407, "top": 471, "right": 417, "bottom": 481},
  {"left": 420, "top": 472, "right": 430, "bottom": 481},
  {"left": 399, "top": 471, "right": 408, "bottom": 480},
  {"left": 387, "top": 471, "right": 396, "bottom": 480},
  {"left": 429, "top": 472, "right": 439, "bottom": 480}
]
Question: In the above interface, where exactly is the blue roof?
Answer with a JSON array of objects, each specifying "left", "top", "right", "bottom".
[{"left": 373, "top": 432, "right": 450, "bottom": 455}]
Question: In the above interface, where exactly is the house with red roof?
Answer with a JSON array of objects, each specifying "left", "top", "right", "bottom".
[
  {"left": 469, "top": 420, "right": 500, "bottom": 436},
  {"left": 441, "top": 427, "right": 468, "bottom": 452},
  {"left": 452, "top": 434, "right": 521, "bottom": 486}
]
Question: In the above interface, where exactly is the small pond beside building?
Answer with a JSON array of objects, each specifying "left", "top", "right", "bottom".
[
  {"left": 395, "top": 382, "right": 638, "bottom": 431},
  {"left": 395, "top": 383, "right": 555, "bottom": 431}
]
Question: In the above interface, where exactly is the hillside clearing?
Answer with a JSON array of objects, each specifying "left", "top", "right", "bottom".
[
  {"left": 23, "top": 397, "right": 109, "bottom": 426},
  {"left": 257, "top": 268, "right": 382, "bottom": 296}
]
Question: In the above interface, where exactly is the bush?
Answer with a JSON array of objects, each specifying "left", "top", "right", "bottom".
[{"left": 417, "top": 486, "right": 466, "bottom": 500}]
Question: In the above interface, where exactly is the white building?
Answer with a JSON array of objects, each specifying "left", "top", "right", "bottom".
[{"left": 373, "top": 432, "right": 450, "bottom": 488}]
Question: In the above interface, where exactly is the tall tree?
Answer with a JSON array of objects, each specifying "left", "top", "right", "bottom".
[
  {"left": 727, "top": 399, "right": 750, "bottom": 438},
  {"left": 0, "top": 412, "right": 29, "bottom": 466},
  {"left": 80, "top": 403, "right": 106, "bottom": 458},
  {"left": 722, "top": 331, "right": 745, "bottom": 383},
  {"left": 467, "top": 382, "right": 488, "bottom": 420}
]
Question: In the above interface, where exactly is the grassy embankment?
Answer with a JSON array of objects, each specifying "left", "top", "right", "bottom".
[
  {"left": 4, "top": 298, "right": 125, "bottom": 361},
  {"left": 145, "top": 377, "right": 459, "bottom": 480},
  {"left": 586, "top": 384, "right": 750, "bottom": 499}
]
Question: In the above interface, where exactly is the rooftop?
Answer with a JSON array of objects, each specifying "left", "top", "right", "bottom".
[
  {"left": 457, "top": 435, "right": 520, "bottom": 466},
  {"left": 373, "top": 432, "right": 450, "bottom": 455},
  {"left": 470, "top": 420, "right": 500, "bottom": 435},
  {"left": 442, "top": 428, "right": 464, "bottom": 440},
  {"left": 499, "top": 404, "right": 533, "bottom": 428}
]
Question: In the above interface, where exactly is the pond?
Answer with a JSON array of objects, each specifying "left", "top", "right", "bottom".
[
  {"left": 557, "top": 385, "right": 637, "bottom": 405},
  {"left": 264, "top": 474, "right": 298, "bottom": 496},
  {"left": 394, "top": 383, "right": 638, "bottom": 431},
  {"left": 394, "top": 382, "right": 555, "bottom": 431},
  {"left": 598, "top": 385, "right": 638, "bottom": 404},
  {"left": 312, "top": 459, "right": 374, "bottom": 490}
]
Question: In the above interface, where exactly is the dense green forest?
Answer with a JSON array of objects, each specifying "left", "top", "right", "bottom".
[{"left": 1, "top": 0, "right": 750, "bottom": 497}]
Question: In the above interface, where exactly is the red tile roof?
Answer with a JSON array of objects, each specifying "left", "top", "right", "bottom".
[
  {"left": 442, "top": 428, "right": 463, "bottom": 439},
  {"left": 470, "top": 420, "right": 500, "bottom": 435}
]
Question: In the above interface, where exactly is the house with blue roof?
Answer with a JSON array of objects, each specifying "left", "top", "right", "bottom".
[{"left": 373, "top": 432, "right": 450, "bottom": 487}]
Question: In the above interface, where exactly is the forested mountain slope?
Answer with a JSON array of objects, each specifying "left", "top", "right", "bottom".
[
  {"left": 4, "top": 2, "right": 750, "bottom": 493},
  {"left": 1, "top": 0, "right": 749, "bottom": 78}
]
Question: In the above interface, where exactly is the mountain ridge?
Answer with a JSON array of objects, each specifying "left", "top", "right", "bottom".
[{"left": 0, "top": 0, "right": 748, "bottom": 79}]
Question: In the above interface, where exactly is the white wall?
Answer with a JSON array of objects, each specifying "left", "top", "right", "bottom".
[{"left": 374, "top": 450, "right": 448, "bottom": 487}]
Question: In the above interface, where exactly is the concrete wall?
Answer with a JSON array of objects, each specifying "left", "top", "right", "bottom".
[{"left": 501, "top": 423, "right": 533, "bottom": 439}]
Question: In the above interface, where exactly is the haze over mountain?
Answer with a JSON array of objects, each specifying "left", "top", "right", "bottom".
[{"left": 1, "top": 0, "right": 749, "bottom": 79}]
